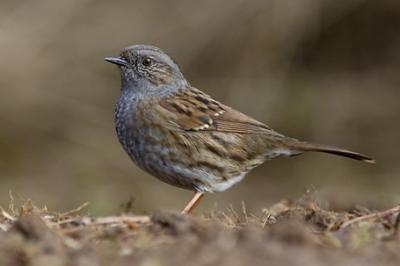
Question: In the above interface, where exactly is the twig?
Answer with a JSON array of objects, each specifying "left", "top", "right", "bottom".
[
  {"left": 0, "top": 206, "right": 16, "bottom": 221},
  {"left": 340, "top": 205, "right": 400, "bottom": 230},
  {"left": 241, "top": 201, "right": 248, "bottom": 224},
  {"left": 57, "top": 215, "right": 151, "bottom": 235},
  {"left": 92, "top": 215, "right": 151, "bottom": 225},
  {"left": 220, "top": 211, "right": 236, "bottom": 227},
  {"left": 8, "top": 190, "right": 15, "bottom": 215},
  {"left": 54, "top": 217, "right": 82, "bottom": 226},
  {"left": 60, "top": 202, "right": 89, "bottom": 217},
  {"left": 227, "top": 205, "right": 240, "bottom": 225}
]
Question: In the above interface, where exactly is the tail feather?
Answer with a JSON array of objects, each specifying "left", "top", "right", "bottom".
[{"left": 289, "top": 141, "right": 375, "bottom": 164}]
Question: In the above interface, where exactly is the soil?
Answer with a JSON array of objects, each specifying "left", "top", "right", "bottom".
[{"left": 1, "top": 195, "right": 400, "bottom": 266}]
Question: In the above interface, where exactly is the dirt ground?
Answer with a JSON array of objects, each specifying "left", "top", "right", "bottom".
[{"left": 1, "top": 194, "right": 400, "bottom": 266}]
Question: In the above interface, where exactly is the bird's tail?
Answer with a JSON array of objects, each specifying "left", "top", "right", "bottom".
[{"left": 288, "top": 140, "right": 375, "bottom": 163}]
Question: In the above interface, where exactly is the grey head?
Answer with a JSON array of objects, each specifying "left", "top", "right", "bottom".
[{"left": 105, "top": 44, "right": 188, "bottom": 97}]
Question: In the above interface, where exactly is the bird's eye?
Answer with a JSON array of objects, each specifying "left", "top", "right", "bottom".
[{"left": 141, "top": 57, "right": 152, "bottom": 67}]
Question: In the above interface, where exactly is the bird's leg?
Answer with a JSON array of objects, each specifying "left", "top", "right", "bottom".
[{"left": 181, "top": 192, "right": 204, "bottom": 214}]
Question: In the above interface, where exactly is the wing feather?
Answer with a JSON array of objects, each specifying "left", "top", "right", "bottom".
[{"left": 159, "top": 87, "right": 283, "bottom": 137}]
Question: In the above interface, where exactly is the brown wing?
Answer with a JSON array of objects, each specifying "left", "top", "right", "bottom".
[{"left": 159, "top": 87, "right": 283, "bottom": 137}]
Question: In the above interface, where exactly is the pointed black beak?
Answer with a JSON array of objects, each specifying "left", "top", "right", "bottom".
[{"left": 104, "top": 57, "right": 128, "bottom": 67}]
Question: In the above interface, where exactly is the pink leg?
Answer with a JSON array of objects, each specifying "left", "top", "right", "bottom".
[{"left": 181, "top": 192, "right": 204, "bottom": 214}]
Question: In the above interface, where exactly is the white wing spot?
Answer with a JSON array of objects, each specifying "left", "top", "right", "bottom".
[
  {"left": 193, "top": 116, "right": 215, "bottom": 131},
  {"left": 214, "top": 110, "right": 225, "bottom": 117},
  {"left": 194, "top": 124, "right": 211, "bottom": 130}
]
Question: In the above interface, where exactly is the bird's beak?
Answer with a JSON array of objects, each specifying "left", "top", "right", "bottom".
[{"left": 104, "top": 57, "right": 128, "bottom": 67}]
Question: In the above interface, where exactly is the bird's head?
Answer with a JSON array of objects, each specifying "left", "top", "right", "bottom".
[{"left": 105, "top": 45, "right": 187, "bottom": 95}]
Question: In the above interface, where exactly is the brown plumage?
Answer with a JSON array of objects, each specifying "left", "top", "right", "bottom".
[
  {"left": 105, "top": 44, "right": 374, "bottom": 214},
  {"left": 159, "top": 87, "right": 373, "bottom": 163}
]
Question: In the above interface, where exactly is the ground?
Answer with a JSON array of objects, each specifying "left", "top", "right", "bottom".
[{"left": 1, "top": 194, "right": 400, "bottom": 266}]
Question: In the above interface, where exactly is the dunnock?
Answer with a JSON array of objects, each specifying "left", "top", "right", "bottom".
[{"left": 105, "top": 45, "right": 374, "bottom": 214}]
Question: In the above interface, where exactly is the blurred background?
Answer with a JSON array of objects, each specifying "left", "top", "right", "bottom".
[{"left": 0, "top": 0, "right": 399, "bottom": 214}]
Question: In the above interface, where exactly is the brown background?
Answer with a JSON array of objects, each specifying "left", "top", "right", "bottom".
[{"left": 0, "top": 0, "right": 399, "bottom": 214}]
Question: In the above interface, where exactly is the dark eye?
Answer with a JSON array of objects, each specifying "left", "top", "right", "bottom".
[{"left": 141, "top": 57, "right": 152, "bottom": 67}]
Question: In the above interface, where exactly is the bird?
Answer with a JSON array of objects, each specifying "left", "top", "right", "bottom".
[{"left": 105, "top": 44, "right": 374, "bottom": 214}]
